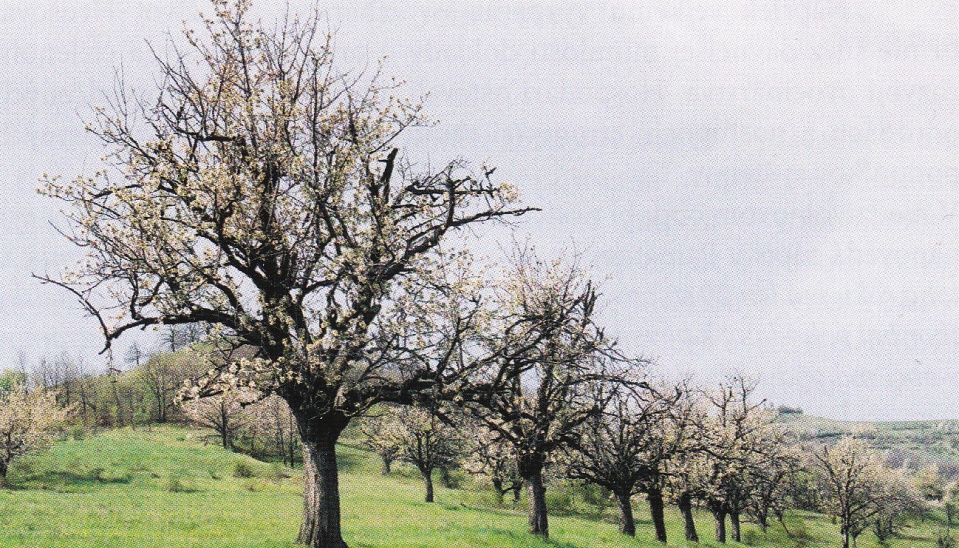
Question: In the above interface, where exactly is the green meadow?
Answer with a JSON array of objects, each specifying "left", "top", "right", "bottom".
[{"left": 0, "top": 426, "right": 951, "bottom": 547}]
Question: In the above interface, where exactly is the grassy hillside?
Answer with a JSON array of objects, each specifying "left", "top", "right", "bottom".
[
  {"left": 0, "top": 426, "right": 953, "bottom": 547},
  {"left": 778, "top": 412, "right": 959, "bottom": 473}
]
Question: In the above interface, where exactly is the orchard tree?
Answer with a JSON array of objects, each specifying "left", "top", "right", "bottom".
[
  {"left": 813, "top": 437, "right": 888, "bottom": 548},
  {"left": 183, "top": 390, "right": 251, "bottom": 449},
  {"left": 457, "top": 252, "right": 619, "bottom": 539},
  {"left": 463, "top": 430, "right": 524, "bottom": 504},
  {"left": 38, "top": 1, "right": 530, "bottom": 546},
  {"left": 0, "top": 383, "right": 68, "bottom": 482},
  {"left": 565, "top": 377, "right": 683, "bottom": 540},
  {"left": 744, "top": 426, "right": 803, "bottom": 533},
  {"left": 391, "top": 406, "right": 461, "bottom": 502},
  {"left": 359, "top": 410, "right": 401, "bottom": 475}
]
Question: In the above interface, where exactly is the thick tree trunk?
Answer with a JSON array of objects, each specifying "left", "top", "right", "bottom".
[
  {"left": 381, "top": 456, "right": 392, "bottom": 476},
  {"left": 512, "top": 482, "right": 522, "bottom": 503},
  {"left": 295, "top": 413, "right": 349, "bottom": 548},
  {"left": 614, "top": 491, "right": 636, "bottom": 536},
  {"left": 526, "top": 469, "right": 549, "bottom": 537},
  {"left": 647, "top": 488, "right": 668, "bottom": 543},
  {"left": 678, "top": 493, "right": 699, "bottom": 542},
  {"left": 422, "top": 468, "right": 435, "bottom": 503},
  {"left": 0, "top": 459, "right": 7, "bottom": 480},
  {"left": 712, "top": 508, "right": 727, "bottom": 543},
  {"left": 729, "top": 510, "right": 741, "bottom": 542}
]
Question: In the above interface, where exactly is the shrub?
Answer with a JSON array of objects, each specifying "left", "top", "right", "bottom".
[
  {"left": 268, "top": 463, "right": 291, "bottom": 482},
  {"left": 742, "top": 529, "right": 760, "bottom": 546},
  {"left": 232, "top": 460, "right": 256, "bottom": 478},
  {"left": 69, "top": 426, "right": 85, "bottom": 441},
  {"left": 166, "top": 472, "right": 196, "bottom": 493},
  {"left": 937, "top": 527, "right": 957, "bottom": 548},
  {"left": 545, "top": 486, "right": 575, "bottom": 516}
]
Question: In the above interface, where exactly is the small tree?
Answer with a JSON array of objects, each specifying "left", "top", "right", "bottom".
[
  {"left": 183, "top": 391, "right": 250, "bottom": 449},
  {"left": 463, "top": 430, "right": 524, "bottom": 504},
  {"left": 458, "top": 253, "right": 617, "bottom": 538},
  {"left": 358, "top": 410, "right": 402, "bottom": 475},
  {"left": 391, "top": 406, "right": 461, "bottom": 502},
  {"left": 813, "top": 437, "right": 887, "bottom": 548},
  {"left": 565, "top": 377, "right": 681, "bottom": 540},
  {"left": 0, "top": 383, "right": 68, "bottom": 482}
]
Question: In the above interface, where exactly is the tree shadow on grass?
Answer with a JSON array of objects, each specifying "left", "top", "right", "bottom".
[{"left": 7, "top": 467, "right": 133, "bottom": 490}]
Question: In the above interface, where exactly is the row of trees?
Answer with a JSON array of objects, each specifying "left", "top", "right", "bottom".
[
  {"left": 357, "top": 377, "right": 943, "bottom": 548},
  {"left": 31, "top": 1, "right": 953, "bottom": 547}
]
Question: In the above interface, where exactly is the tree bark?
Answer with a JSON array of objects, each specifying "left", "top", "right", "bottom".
[
  {"left": 647, "top": 488, "right": 668, "bottom": 543},
  {"left": 678, "top": 493, "right": 699, "bottom": 542},
  {"left": 381, "top": 457, "right": 392, "bottom": 476},
  {"left": 713, "top": 508, "right": 727, "bottom": 543},
  {"left": 526, "top": 469, "right": 549, "bottom": 538},
  {"left": 422, "top": 468, "right": 435, "bottom": 503},
  {"left": 492, "top": 478, "right": 505, "bottom": 505},
  {"left": 512, "top": 482, "right": 522, "bottom": 503},
  {"left": 614, "top": 491, "right": 636, "bottom": 536},
  {"left": 0, "top": 459, "right": 7, "bottom": 479},
  {"left": 296, "top": 414, "right": 349, "bottom": 548},
  {"left": 729, "top": 510, "right": 741, "bottom": 542}
]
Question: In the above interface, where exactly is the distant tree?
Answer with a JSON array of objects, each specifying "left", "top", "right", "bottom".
[
  {"left": 872, "top": 470, "right": 926, "bottom": 543},
  {"left": 358, "top": 410, "right": 402, "bottom": 475},
  {"left": 390, "top": 406, "right": 461, "bottom": 502},
  {"left": 0, "top": 383, "right": 68, "bottom": 482},
  {"left": 183, "top": 391, "right": 250, "bottom": 449},
  {"left": 565, "top": 377, "right": 682, "bottom": 540},
  {"left": 744, "top": 425, "right": 803, "bottom": 533},
  {"left": 463, "top": 430, "right": 524, "bottom": 504},
  {"left": 813, "top": 437, "right": 888, "bottom": 548},
  {"left": 698, "top": 376, "right": 768, "bottom": 543},
  {"left": 916, "top": 465, "right": 945, "bottom": 502},
  {"left": 458, "top": 253, "right": 618, "bottom": 539}
]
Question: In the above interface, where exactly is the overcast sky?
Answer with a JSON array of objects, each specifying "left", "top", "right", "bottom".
[{"left": 1, "top": 1, "right": 957, "bottom": 420}]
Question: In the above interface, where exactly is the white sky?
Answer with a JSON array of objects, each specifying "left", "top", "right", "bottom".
[{"left": 0, "top": 1, "right": 957, "bottom": 420}]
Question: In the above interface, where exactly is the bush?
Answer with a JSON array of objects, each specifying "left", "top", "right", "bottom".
[
  {"left": 68, "top": 426, "right": 85, "bottom": 441},
  {"left": 232, "top": 460, "right": 256, "bottom": 478},
  {"left": 937, "top": 527, "right": 957, "bottom": 548},
  {"left": 545, "top": 486, "right": 575, "bottom": 516},
  {"left": 268, "top": 462, "right": 291, "bottom": 482},
  {"left": 742, "top": 529, "right": 760, "bottom": 546},
  {"left": 166, "top": 472, "right": 196, "bottom": 493}
]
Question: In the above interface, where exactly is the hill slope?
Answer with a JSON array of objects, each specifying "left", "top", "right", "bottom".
[{"left": 0, "top": 426, "right": 952, "bottom": 547}]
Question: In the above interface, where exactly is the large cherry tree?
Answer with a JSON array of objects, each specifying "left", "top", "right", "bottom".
[{"left": 39, "top": 1, "right": 531, "bottom": 546}]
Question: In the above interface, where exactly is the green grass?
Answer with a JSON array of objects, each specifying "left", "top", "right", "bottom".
[{"left": 0, "top": 426, "right": 954, "bottom": 547}]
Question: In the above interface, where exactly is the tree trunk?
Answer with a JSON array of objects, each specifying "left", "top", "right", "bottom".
[
  {"left": 492, "top": 478, "right": 505, "bottom": 505},
  {"left": 439, "top": 467, "right": 452, "bottom": 488},
  {"left": 0, "top": 459, "right": 7, "bottom": 481},
  {"left": 526, "top": 469, "right": 549, "bottom": 538},
  {"left": 713, "top": 508, "right": 727, "bottom": 543},
  {"left": 614, "top": 491, "right": 636, "bottom": 536},
  {"left": 422, "top": 468, "right": 435, "bottom": 502},
  {"left": 296, "top": 418, "right": 349, "bottom": 548},
  {"left": 381, "top": 456, "right": 392, "bottom": 476},
  {"left": 678, "top": 493, "right": 699, "bottom": 542},
  {"left": 512, "top": 482, "right": 522, "bottom": 503},
  {"left": 730, "top": 510, "right": 741, "bottom": 542},
  {"left": 647, "top": 488, "right": 668, "bottom": 543}
]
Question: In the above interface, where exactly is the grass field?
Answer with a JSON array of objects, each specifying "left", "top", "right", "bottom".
[{"left": 0, "top": 426, "right": 953, "bottom": 547}]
